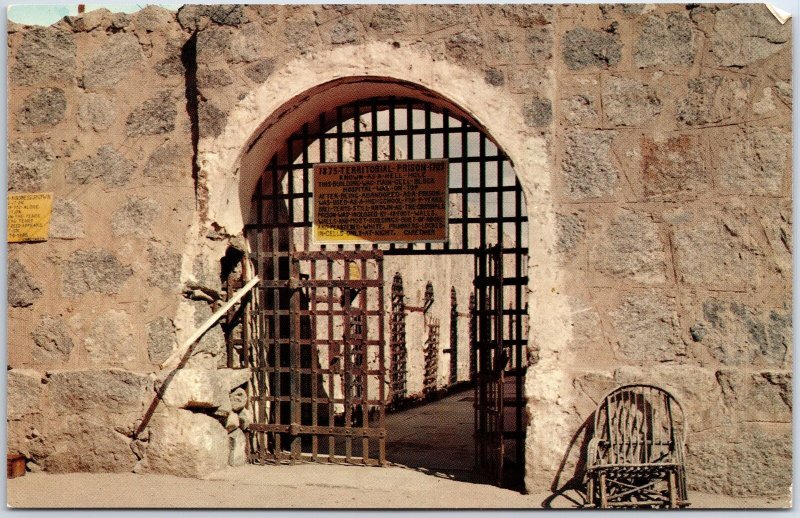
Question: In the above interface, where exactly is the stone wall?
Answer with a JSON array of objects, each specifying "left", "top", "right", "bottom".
[{"left": 6, "top": 4, "right": 792, "bottom": 499}]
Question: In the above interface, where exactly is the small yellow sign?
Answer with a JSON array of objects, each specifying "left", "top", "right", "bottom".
[{"left": 8, "top": 193, "right": 53, "bottom": 243}]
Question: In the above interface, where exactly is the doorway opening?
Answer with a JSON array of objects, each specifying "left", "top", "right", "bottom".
[{"left": 242, "top": 92, "right": 530, "bottom": 487}]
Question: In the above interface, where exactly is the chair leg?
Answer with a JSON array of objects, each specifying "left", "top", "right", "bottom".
[
  {"left": 599, "top": 473, "right": 607, "bottom": 509},
  {"left": 668, "top": 470, "right": 677, "bottom": 509},
  {"left": 586, "top": 477, "right": 594, "bottom": 507}
]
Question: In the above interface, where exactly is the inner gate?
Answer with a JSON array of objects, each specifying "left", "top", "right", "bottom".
[{"left": 244, "top": 92, "right": 529, "bottom": 485}]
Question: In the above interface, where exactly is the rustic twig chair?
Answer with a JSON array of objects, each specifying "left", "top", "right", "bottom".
[{"left": 584, "top": 384, "right": 689, "bottom": 509}]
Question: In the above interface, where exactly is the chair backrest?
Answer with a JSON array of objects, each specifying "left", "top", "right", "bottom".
[{"left": 592, "top": 384, "right": 686, "bottom": 467}]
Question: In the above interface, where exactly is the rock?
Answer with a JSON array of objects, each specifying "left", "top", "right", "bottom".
[
  {"left": 555, "top": 212, "right": 585, "bottom": 255},
  {"left": 561, "top": 130, "right": 619, "bottom": 199},
  {"left": 244, "top": 59, "right": 275, "bottom": 84},
  {"left": 522, "top": 97, "right": 552, "bottom": 127},
  {"left": 49, "top": 199, "right": 85, "bottom": 239},
  {"left": 8, "top": 259, "right": 42, "bottom": 308},
  {"left": 82, "top": 32, "right": 142, "bottom": 89},
  {"left": 147, "top": 242, "right": 183, "bottom": 291},
  {"left": 642, "top": 134, "right": 708, "bottom": 197},
  {"left": 160, "top": 369, "right": 229, "bottom": 410},
  {"left": 486, "top": 4, "right": 553, "bottom": 27},
  {"left": 238, "top": 407, "right": 253, "bottom": 430},
  {"left": 445, "top": 28, "right": 484, "bottom": 65},
  {"left": 285, "top": 16, "right": 318, "bottom": 53},
  {"left": 527, "top": 27, "right": 553, "bottom": 62},
  {"left": 369, "top": 5, "right": 413, "bottom": 33},
  {"left": 507, "top": 68, "right": 549, "bottom": 94},
  {"left": 8, "top": 138, "right": 55, "bottom": 192},
  {"left": 77, "top": 93, "right": 116, "bottom": 131},
  {"left": 147, "top": 410, "right": 228, "bottom": 477},
  {"left": 228, "top": 428, "right": 246, "bottom": 466},
  {"left": 8, "top": 418, "right": 45, "bottom": 459},
  {"left": 225, "top": 25, "right": 265, "bottom": 64},
  {"left": 562, "top": 27, "right": 621, "bottom": 70},
  {"left": 591, "top": 210, "right": 667, "bottom": 284},
  {"left": 8, "top": 369, "right": 44, "bottom": 419},
  {"left": 610, "top": 293, "right": 683, "bottom": 361},
  {"left": 191, "top": 300, "right": 226, "bottom": 358},
  {"left": 421, "top": 5, "right": 471, "bottom": 32},
  {"left": 635, "top": 13, "right": 696, "bottom": 68},
  {"left": 131, "top": 5, "right": 174, "bottom": 32},
  {"left": 752, "top": 87, "right": 777, "bottom": 115},
  {"left": 561, "top": 94, "right": 598, "bottom": 126},
  {"left": 31, "top": 315, "right": 74, "bottom": 363},
  {"left": 65, "top": 8, "right": 113, "bottom": 32},
  {"left": 40, "top": 416, "right": 137, "bottom": 473},
  {"left": 47, "top": 369, "right": 151, "bottom": 417},
  {"left": 147, "top": 317, "right": 175, "bottom": 365},
  {"left": 192, "top": 253, "right": 223, "bottom": 294},
  {"left": 677, "top": 75, "right": 749, "bottom": 126},
  {"left": 62, "top": 248, "right": 133, "bottom": 297},
  {"left": 66, "top": 145, "right": 135, "bottom": 187},
  {"left": 196, "top": 26, "right": 231, "bottom": 61},
  {"left": 112, "top": 197, "right": 160, "bottom": 237},
  {"left": 758, "top": 201, "right": 792, "bottom": 277},
  {"left": 85, "top": 310, "right": 136, "bottom": 365},
  {"left": 711, "top": 4, "right": 790, "bottom": 67},
  {"left": 602, "top": 76, "right": 661, "bottom": 127},
  {"left": 126, "top": 90, "right": 176, "bottom": 136},
  {"left": 10, "top": 27, "right": 76, "bottom": 86},
  {"left": 207, "top": 4, "right": 248, "bottom": 26},
  {"left": 217, "top": 368, "right": 251, "bottom": 391},
  {"left": 17, "top": 88, "right": 66, "bottom": 128},
  {"left": 487, "top": 29, "right": 519, "bottom": 64},
  {"left": 144, "top": 141, "right": 189, "bottom": 182},
  {"left": 199, "top": 101, "right": 227, "bottom": 139},
  {"left": 716, "top": 127, "right": 790, "bottom": 196},
  {"left": 329, "top": 17, "right": 360, "bottom": 45},
  {"left": 154, "top": 39, "right": 185, "bottom": 77},
  {"left": 698, "top": 299, "right": 788, "bottom": 367},
  {"left": 197, "top": 68, "right": 234, "bottom": 89},
  {"left": 225, "top": 412, "right": 240, "bottom": 432},
  {"left": 229, "top": 387, "right": 248, "bottom": 412},
  {"left": 717, "top": 370, "right": 791, "bottom": 422},
  {"left": 484, "top": 68, "right": 505, "bottom": 87}
]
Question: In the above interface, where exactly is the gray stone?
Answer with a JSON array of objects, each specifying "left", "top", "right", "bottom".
[
  {"left": 66, "top": 145, "right": 135, "bottom": 187},
  {"left": 65, "top": 8, "right": 113, "bottom": 32},
  {"left": 229, "top": 387, "right": 248, "bottom": 412},
  {"left": 610, "top": 293, "right": 683, "bottom": 361},
  {"left": 285, "top": 17, "right": 318, "bottom": 53},
  {"left": 82, "top": 32, "right": 142, "bottom": 89},
  {"left": 446, "top": 28, "right": 484, "bottom": 65},
  {"left": 486, "top": 29, "right": 519, "bottom": 64},
  {"left": 561, "top": 130, "right": 619, "bottom": 199},
  {"left": 226, "top": 25, "right": 266, "bottom": 64},
  {"left": 484, "top": 68, "right": 505, "bottom": 87},
  {"left": 8, "top": 138, "right": 55, "bottom": 192},
  {"left": 369, "top": 6, "right": 413, "bottom": 33},
  {"left": 47, "top": 369, "right": 151, "bottom": 416},
  {"left": 677, "top": 75, "right": 750, "bottom": 126},
  {"left": 717, "top": 370, "right": 791, "bottom": 422},
  {"left": 526, "top": 27, "right": 553, "bottom": 62},
  {"left": 591, "top": 210, "right": 667, "bottom": 284},
  {"left": 31, "top": 315, "right": 73, "bottom": 363},
  {"left": 562, "top": 27, "right": 621, "bottom": 70},
  {"left": 642, "top": 134, "right": 708, "bottom": 197},
  {"left": 196, "top": 26, "right": 231, "bottom": 61},
  {"left": 717, "top": 127, "right": 790, "bottom": 196},
  {"left": 126, "top": 90, "right": 176, "bottom": 136},
  {"left": 522, "top": 97, "right": 552, "bottom": 127},
  {"left": 218, "top": 368, "right": 251, "bottom": 391},
  {"left": 176, "top": 5, "right": 208, "bottom": 30},
  {"left": 147, "top": 243, "right": 183, "bottom": 291},
  {"left": 62, "top": 248, "right": 133, "bottom": 297},
  {"left": 50, "top": 199, "right": 85, "bottom": 239},
  {"left": 77, "top": 93, "right": 116, "bottom": 131},
  {"left": 147, "top": 317, "right": 175, "bottom": 365},
  {"left": 421, "top": 5, "right": 470, "bottom": 32},
  {"left": 228, "top": 428, "right": 246, "bottom": 466},
  {"left": 635, "top": 13, "right": 696, "bottom": 68},
  {"left": 329, "top": 17, "right": 360, "bottom": 44},
  {"left": 602, "top": 76, "right": 661, "bottom": 127},
  {"left": 207, "top": 4, "right": 248, "bottom": 26},
  {"left": 131, "top": 5, "right": 174, "bottom": 32},
  {"left": 154, "top": 40, "right": 185, "bottom": 77},
  {"left": 507, "top": 68, "right": 549, "bottom": 94},
  {"left": 199, "top": 101, "right": 227, "bottom": 139},
  {"left": 198, "top": 68, "right": 234, "bottom": 89},
  {"left": 225, "top": 412, "right": 240, "bottom": 432},
  {"left": 555, "top": 212, "right": 585, "bottom": 255},
  {"left": 711, "top": 4, "right": 791, "bottom": 67},
  {"left": 112, "top": 197, "right": 160, "bottom": 237},
  {"left": 191, "top": 253, "right": 223, "bottom": 294},
  {"left": 488, "top": 4, "right": 553, "bottom": 27},
  {"left": 561, "top": 94, "right": 598, "bottom": 126},
  {"left": 17, "top": 88, "right": 66, "bottom": 128},
  {"left": 191, "top": 300, "right": 226, "bottom": 358},
  {"left": 40, "top": 416, "right": 137, "bottom": 473},
  {"left": 144, "top": 141, "right": 189, "bottom": 182},
  {"left": 8, "top": 259, "right": 42, "bottom": 308},
  {"left": 244, "top": 59, "right": 276, "bottom": 84},
  {"left": 85, "top": 310, "right": 136, "bottom": 365},
  {"left": 238, "top": 407, "right": 253, "bottom": 430},
  {"left": 160, "top": 369, "right": 229, "bottom": 410},
  {"left": 8, "top": 369, "right": 44, "bottom": 419},
  {"left": 147, "top": 409, "right": 228, "bottom": 478},
  {"left": 10, "top": 27, "right": 76, "bottom": 86},
  {"left": 8, "top": 417, "right": 45, "bottom": 460}
]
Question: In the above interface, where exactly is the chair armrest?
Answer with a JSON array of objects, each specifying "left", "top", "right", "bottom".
[{"left": 586, "top": 437, "right": 600, "bottom": 471}]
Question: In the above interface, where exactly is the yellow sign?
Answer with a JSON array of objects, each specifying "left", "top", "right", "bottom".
[
  {"left": 8, "top": 193, "right": 53, "bottom": 243},
  {"left": 313, "top": 160, "right": 449, "bottom": 244}
]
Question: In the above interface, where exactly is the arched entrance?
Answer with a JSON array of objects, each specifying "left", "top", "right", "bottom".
[{"left": 241, "top": 83, "right": 530, "bottom": 487}]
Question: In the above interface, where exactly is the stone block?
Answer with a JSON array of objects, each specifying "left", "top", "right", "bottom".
[
  {"left": 8, "top": 418, "right": 45, "bottom": 459},
  {"left": 197, "top": 68, "right": 234, "bottom": 89},
  {"left": 634, "top": 12, "right": 696, "bottom": 68},
  {"left": 484, "top": 68, "right": 505, "bottom": 87},
  {"left": 17, "top": 88, "right": 66, "bottom": 128},
  {"left": 561, "top": 27, "right": 621, "bottom": 70},
  {"left": 421, "top": 5, "right": 471, "bottom": 32},
  {"left": 31, "top": 315, "right": 74, "bottom": 363},
  {"left": 561, "top": 94, "right": 598, "bottom": 126},
  {"left": 229, "top": 387, "right": 248, "bottom": 412},
  {"left": 244, "top": 59, "right": 275, "bottom": 84},
  {"left": 602, "top": 76, "right": 661, "bottom": 127},
  {"left": 8, "top": 259, "right": 42, "bottom": 308},
  {"left": 82, "top": 32, "right": 142, "bottom": 89},
  {"left": 126, "top": 90, "right": 177, "bottom": 136},
  {"left": 147, "top": 409, "right": 228, "bottom": 478},
  {"left": 758, "top": 201, "right": 792, "bottom": 278},
  {"left": 8, "top": 138, "right": 54, "bottom": 192},
  {"left": 716, "top": 127, "right": 790, "bottom": 196},
  {"left": 155, "top": 39, "right": 186, "bottom": 77},
  {"left": 217, "top": 368, "right": 251, "bottom": 391},
  {"left": 590, "top": 210, "right": 667, "bottom": 284},
  {"left": 555, "top": 212, "right": 586, "bottom": 255},
  {"left": 47, "top": 369, "right": 152, "bottom": 417},
  {"left": 228, "top": 428, "right": 246, "bottom": 466},
  {"left": 225, "top": 412, "right": 240, "bottom": 432},
  {"left": 49, "top": 199, "right": 85, "bottom": 239},
  {"left": 677, "top": 75, "right": 749, "bottom": 126},
  {"left": 522, "top": 97, "right": 552, "bottom": 127},
  {"left": 642, "top": 134, "right": 708, "bottom": 198},
  {"left": 85, "top": 310, "right": 136, "bottom": 365},
  {"left": 160, "top": 368, "right": 229, "bottom": 410},
  {"left": 148, "top": 242, "right": 183, "bottom": 291},
  {"left": 199, "top": 101, "right": 227, "bottom": 139},
  {"left": 40, "top": 415, "right": 137, "bottom": 473},
  {"left": 8, "top": 369, "right": 44, "bottom": 420},
  {"left": 285, "top": 16, "right": 318, "bottom": 54},
  {"left": 238, "top": 407, "right": 253, "bottom": 430},
  {"left": 144, "top": 140, "right": 190, "bottom": 182},
  {"left": 77, "top": 93, "right": 116, "bottom": 131},
  {"left": 610, "top": 293, "right": 683, "bottom": 362},
  {"left": 112, "top": 196, "right": 160, "bottom": 237},
  {"left": 711, "top": 4, "right": 790, "bottom": 68},
  {"left": 561, "top": 130, "right": 619, "bottom": 199},
  {"left": 445, "top": 28, "right": 484, "bottom": 66},
  {"left": 207, "top": 4, "right": 248, "bottom": 26},
  {"left": 526, "top": 27, "right": 552, "bottom": 62},
  {"left": 66, "top": 145, "right": 135, "bottom": 187},
  {"left": 196, "top": 25, "right": 231, "bottom": 61},
  {"left": 717, "top": 369, "right": 791, "bottom": 422},
  {"left": 369, "top": 5, "right": 413, "bottom": 33},
  {"left": 10, "top": 26, "right": 76, "bottom": 86},
  {"left": 62, "top": 248, "right": 133, "bottom": 296},
  {"left": 131, "top": 5, "right": 175, "bottom": 31},
  {"left": 328, "top": 17, "right": 360, "bottom": 45},
  {"left": 191, "top": 253, "right": 223, "bottom": 294},
  {"left": 191, "top": 300, "right": 226, "bottom": 358},
  {"left": 147, "top": 316, "right": 176, "bottom": 365}
]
